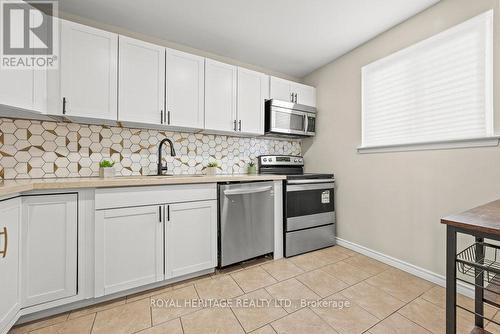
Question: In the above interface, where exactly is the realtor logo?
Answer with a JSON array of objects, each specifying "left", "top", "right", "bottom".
[{"left": 1, "top": 0, "right": 58, "bottom": 69}]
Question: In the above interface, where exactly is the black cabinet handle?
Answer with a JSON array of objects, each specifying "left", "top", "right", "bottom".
[
  {"left": 160, "top": 110, "right": 164, "bottom": 124},
  {"left": 238, "top": 120, "right": 241, "bottom": 131},
  {"left": 62, "top": 97, "right": 67, "bottom": 115},
  {"left": 167, "top": 111, "right": 171, "bottom": 125}
]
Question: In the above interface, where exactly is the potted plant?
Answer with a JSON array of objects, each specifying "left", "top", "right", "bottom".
[
  {"left": 205, "top": 161, "right": 219, "bottom": 176},
  {"left": 247, "top": 161, "right": 257, "bottom": 174},
  {"left": 99, "top": 159, "right": 115, "bottom": 178}
]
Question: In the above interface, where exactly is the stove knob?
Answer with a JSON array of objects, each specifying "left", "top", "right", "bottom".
[
  {"left": 268, "top": 158, "right": 273, "bottom": 162},
  {"left": 263, "top": 158, "right": 267, "bottom": 162},
  {"left": 294, "top": 159, "right": 298, "bottom": 162}
]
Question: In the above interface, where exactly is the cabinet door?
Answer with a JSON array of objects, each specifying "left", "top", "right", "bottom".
[
  {"left": 22, "top": 194, "right": 77, "bottom": 307},
  {"left": 292, "top": 82, "right": 316, "bottom": 107},
  {"left": 166, "top": 49, "right": 204, "bottom": 128},
  {"left": 60, "top": 20, "right": 118, "bottom": 120},
  {"left": 0, "top": 6, "right": 46, "bottom": 114},
  {"left": 0, "top": 198, "right": 21, "bottom": 333},
  {"left": 118, "top": 36, "right": 165, "bottom": 125},
  {"left": 269, "top": 76, "right": 292, "bottom": 102},
  {"left": 0, "top": 69, "right": 36, "bottom": 111},
  {"left": 204, "top": 59, "right": 237, "bottom": 132},
  {"left": 0, "top": 67, "right": 46, "bottom": 114},
  {"left": 237, "top": 67, "right": 268, "bottom": 135},
  {"left": 165, "top": 200, "right": 217, "bottom": 279},
  {"left": 95, "top": 205, "right": 163, "bottom": 297}
]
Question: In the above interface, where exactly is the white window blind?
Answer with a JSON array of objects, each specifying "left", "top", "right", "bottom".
[{"left": 361, "top": 10, "right": 494, "bottom": 150}]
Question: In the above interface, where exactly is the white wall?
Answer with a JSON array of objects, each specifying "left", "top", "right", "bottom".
[{"left": 302, "top": 0, "right": 500, "bottom": 276}]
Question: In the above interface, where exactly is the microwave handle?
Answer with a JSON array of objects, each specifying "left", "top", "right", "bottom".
[{"left": 304, "top": 114, "right": 308, "bottom": 134}]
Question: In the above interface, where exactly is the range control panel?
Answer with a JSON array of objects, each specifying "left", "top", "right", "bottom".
[{"left": 258, "top": 155, "right": 304, "bottom": 166}]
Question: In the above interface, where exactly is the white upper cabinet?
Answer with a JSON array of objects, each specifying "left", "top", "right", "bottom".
[
  {"left": 118, "top": 36, "right": 165, "bottom": 125},
  {"left": 204, "top": 59, "right": 237, "bottom": 132},
  {"left": 0, "top": 67, "right": 46, "bottom": 114},
  {"left": 166, "top": 49, "right": 205, "bottom": 129},
  {"left": 0, "top": 5, "right": 47, "bottom": 114},
  {"left": 291, "top": 82, "right": 316, "bottom": 107},
  {"left": 269, "top": 77, "right": 294, "bottom": 103},
  {"left": 237, "top": 67, "right": 269, "bottom": 135},
  {"left": 0, "top": 198, "right": 21, "bottom": 334},
  {"left": 269, "top": 76, "right": 316, "bottom": 107},
  {"left": 60, "top": 20, "right": 118, "bottom": 120},
  {"left": 1, "top": 14, "right": 315, "bottom": 133},
  {"left": 21, "top": 194, "right": 78, "bottom": 307}
]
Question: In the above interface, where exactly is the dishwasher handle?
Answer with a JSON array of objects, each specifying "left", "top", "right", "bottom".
[{"left": 223, "top": 186, "right": 273, "bottom": 196}]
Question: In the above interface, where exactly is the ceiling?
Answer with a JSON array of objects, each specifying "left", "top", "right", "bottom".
[{"left": 58, "top": 0, "right": 440, "bottom": 78}]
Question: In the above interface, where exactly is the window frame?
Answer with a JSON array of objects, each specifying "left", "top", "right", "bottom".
[{"left": 359, "top": 10, "right": 496, "bottom": 154}]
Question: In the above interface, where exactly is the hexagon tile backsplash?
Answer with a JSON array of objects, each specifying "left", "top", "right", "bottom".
[{"left": 0, "top": 118, "right": 301, "bottom": 179}]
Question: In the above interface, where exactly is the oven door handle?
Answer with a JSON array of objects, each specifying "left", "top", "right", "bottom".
[{"left": 287, "top": 179, "right": 335, "bottom": 185}]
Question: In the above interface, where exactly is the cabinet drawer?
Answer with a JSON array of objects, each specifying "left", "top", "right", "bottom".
[{"left": 95, "top": 183, "right": 217, "bottom": 210}]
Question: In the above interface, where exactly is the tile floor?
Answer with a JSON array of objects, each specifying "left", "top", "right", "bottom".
[{"left": 8, "top": 246, "right": 500, "bottom": 334}]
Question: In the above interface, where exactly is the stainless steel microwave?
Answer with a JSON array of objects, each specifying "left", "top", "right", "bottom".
[{"left": 265, "top": 99, "right": 316, "bottom": 137}]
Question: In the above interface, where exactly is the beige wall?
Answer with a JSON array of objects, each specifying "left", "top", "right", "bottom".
[{"left": 302, "top": 0, "right": 500, "bottom": 276}]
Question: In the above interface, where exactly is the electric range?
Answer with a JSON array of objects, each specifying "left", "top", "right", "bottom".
[{"left": 258, "top": 155, "right": 336, "bottom": 257}]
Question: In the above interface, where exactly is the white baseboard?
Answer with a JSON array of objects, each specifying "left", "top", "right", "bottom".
[{"left": 335, "top": 237, "right": 474, "bottom": 298}]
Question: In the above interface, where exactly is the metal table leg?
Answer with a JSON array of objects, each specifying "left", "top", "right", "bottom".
[
  {"left": 475, "top": 237, "right": 484, "bottom": 328},
  {"left": 446, "top": 225, "right": 457, "bottom": 334}
]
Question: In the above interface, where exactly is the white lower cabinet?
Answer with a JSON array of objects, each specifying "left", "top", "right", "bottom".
[
  {"left": 0, "top": 198, "right": 21, "bottom": 334},
  {"left": 94, "top": 184, "right": 218, "bottom": 296},
  {"left": 21, "top": 194, "right": 78, "bottom": 307},
  {"left": 165, "top": 200, "right": 217, "bottom": 279},
  {"left": 94, "top": 205, "right": 164, "bottom": 297},
  {"left": 0, "top": 186, "right": 218, "bottom": 333}
]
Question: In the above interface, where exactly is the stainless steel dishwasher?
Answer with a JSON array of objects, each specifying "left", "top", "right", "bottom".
[{"left": 219, "top": 181, "right": 274, "bottom": 267}]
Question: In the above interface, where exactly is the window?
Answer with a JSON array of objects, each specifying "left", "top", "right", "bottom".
[{"left": 360, "top": 10, "right": 494, "bottom": 152}]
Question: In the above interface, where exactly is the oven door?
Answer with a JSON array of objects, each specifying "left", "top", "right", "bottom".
[
  {"left": 286, "top": 180, "right": 335, "bottom": 232},
  {"left": 269, "top": 106, "right": 307, "bottom": 136}
]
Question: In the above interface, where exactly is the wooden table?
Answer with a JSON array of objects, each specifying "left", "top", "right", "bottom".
[{"left": 441, "top": 199, "right": 500, "bottom": 334}]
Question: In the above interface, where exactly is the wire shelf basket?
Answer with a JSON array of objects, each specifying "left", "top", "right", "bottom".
[
  {"left": 454, "top": 243, "right": 500, "bottom": 330},
  {"left": 456, "top": 242, "right": 500, "bottom": 282}
]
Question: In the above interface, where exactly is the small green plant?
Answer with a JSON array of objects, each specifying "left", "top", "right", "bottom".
[
  {"left": 248, "top": 161, "right": 256, "bottom": 167},
  {"left": 99, "top": 159, "right": 115, "bottom": 168},
  {"left": 206, "top": 161, "right": 219, "bottom": 168}
]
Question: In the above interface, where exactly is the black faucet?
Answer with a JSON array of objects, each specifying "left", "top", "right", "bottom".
[{"left": 157, "top": 138, "right": 176, "bottom": 175}]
